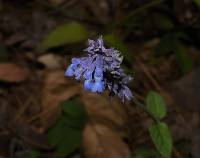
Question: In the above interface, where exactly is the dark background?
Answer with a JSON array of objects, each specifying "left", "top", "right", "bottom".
[{"left": 0, "top": 0, "right": 200, "bottom": 158}]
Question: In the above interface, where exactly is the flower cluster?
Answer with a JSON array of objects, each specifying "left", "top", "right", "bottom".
[{"left": 65, "top": 36, "right": 133, "bottom": 102}]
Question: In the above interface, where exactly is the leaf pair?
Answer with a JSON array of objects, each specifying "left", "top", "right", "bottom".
[{"left": 146, "top": 91, "right": 172, "bottom": 158}]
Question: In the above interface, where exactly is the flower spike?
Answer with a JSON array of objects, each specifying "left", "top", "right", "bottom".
[{"left": 65, "top": 36, "right": 133, "bottom": 102}]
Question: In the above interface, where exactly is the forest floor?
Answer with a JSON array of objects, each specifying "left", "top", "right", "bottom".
[{"left": 0, "top": 1, "right": 200, "bottom": 158}]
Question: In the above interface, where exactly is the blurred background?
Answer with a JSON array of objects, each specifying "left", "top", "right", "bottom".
[{"left": 0, "top": 0, "right": 200, "bottom": 158}]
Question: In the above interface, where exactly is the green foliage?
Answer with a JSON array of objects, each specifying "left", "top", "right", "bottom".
[
  {"left": 133, "top": 146, "right": 160, "bottom": 158},
  {"left": 173, "top": 41, "right": 194, "bottom": 75},
  {"left": 62, "top": 97, "right": 86, "bottom": 129},
  {"left": 155, "top": 33, "right": 193, "bottom": 75},
  {"left": 146, "top": 91, "right": 167, "bottom": 119},
  {"left": 146, "top": 91, "right": 173, "bottom": 158},
  {"left": 42, "top": 22, "right": 88, "bottom": 50},
  {"left": 149, "top": 122, "right": 172, "bottom": 158},
  {"left": 194, "top": 0, "right": 200, "bottom": 6},
  {"left": 18, "top": 150, "right": 40, "bottom": 158},
  {"left": 47, "top": 97, "right": 87, "bottom": 158}
]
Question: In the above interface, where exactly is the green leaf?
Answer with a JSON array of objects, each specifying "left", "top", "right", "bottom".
[
  {"left": 104, "top": 34, "right": 133, "bottom": 64},
  {"left": 18, "top": 150, "right": 40, "bottom": 158},
  {"left": 149, "top": 122, "right": 173, "bottom": 158},
  {"left": 47, "top": 117, "right": 68, "bottom": 146},
  {"left": 61, "top": 97, "right": 87, "bottom": 129},
  {"left": 48, "top": 120, "right": 82, "bottom": 158},
  {"left": 155, "top": 33, "right": 193, "bottom": 75},
  {"left": 56, "top": 127, "right": 82, "bottom": 158},
  {"left": 42, "top": 22, "right": 88, "bottom": 50},
  {"left": 146, "top": 91, "right": 167, "bottom": 119},
  {"left": 173, "top": 41, "right": 194, "bottom": 75},
  {"left": 47, "top": 97, "right": 87, "bottom": 158},
  {"left": 194, "top": 0, "right": 200, "bottom": 6}
]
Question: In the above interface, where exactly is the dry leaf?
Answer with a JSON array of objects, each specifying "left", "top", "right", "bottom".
[
  {"left": 37, "top": 54, "right": 63, "bottom": 69},
  {"left": 41, "top": 70, "right": 79, "bottom": 129},
  {"left": 0, "top": 63, "right": 28, "bottom": 82},
  {"left": 83, "top": 123, "right": 131, "bottom": 158},
  {"left": 81, "top": 91, "right": 131, "bottom": 158},
  {"left": 81, "top": 92, "right": 127, "bottom": 130}
]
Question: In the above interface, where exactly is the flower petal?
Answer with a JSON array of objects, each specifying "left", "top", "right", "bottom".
[
  {"left": 91, "top": 80, "right": 105, "bottom": 93},
  {"left": 65, "top": 64, "right": 74, "bottom": 77},
  {"left": 84, "top": 79, "right": 93, "bottom": 90}
]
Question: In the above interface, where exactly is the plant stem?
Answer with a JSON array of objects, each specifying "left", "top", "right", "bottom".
[{"left": 131, "top": 98, "right": 160, "bottom": 123}]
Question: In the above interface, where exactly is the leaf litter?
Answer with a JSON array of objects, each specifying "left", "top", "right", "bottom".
[{"left": 0, "top": 1, "right": 200, "bottom": 158}]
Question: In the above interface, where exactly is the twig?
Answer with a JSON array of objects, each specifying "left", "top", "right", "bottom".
[
  {"left": 137, "top": 60, "right": 174, "bottom": 105},
  {"left": 14, "top": 95, "right": 35, "bottom": 121},
  {"left": 173, "top": 148, "right": 184, "bottom": 158},
  {"left": 27, "top": 104, "right": 58, "bottom": 123}
]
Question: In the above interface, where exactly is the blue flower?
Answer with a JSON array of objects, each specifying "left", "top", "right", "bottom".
[
  {"left": 84, "top": 79, "right": 93, "bottom": 90},
  {"left": 65, "top": 36, "right": 133, "bottom": 102},
  {"left": 65, "top": 64, "right": 74, "bottom": 76},
  {"left": 84, "top": 70, "right": 93, "bottom": 80},
  {"left": 91, "top": 80, "right": 105, "bottom": 93}
]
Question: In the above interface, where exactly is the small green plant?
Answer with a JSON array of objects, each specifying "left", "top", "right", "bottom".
[
  {"left": 132, "top": 91, "right": 172, "bottom": 158},
  {"left": 64, "top": 36, "right": 173, "bottom": 158},
  {"left": 47, "top": 97, "right": 87, "bottom": 158}
]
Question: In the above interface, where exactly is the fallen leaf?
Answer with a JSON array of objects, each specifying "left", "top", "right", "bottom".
[
  {"left": 15, "top": 123, "right": 51, "bottom": 150},
  {"left": 37, "top": 54, "right": 63, "bottom": 69},
  {"left": 81, "top": 91, "right": 131, "bottom": 158},
  {"left": 83, "top": 123, "right": 131, "bottom": 158},
  {"left": 0, "top": 63, "right": 28, "bottom": 82},
  {"left": 81, "top": 92, "right": 127, "bottom": 130},
  {"left": 5, "top": 33, "right": 26, "bottom": 46},
  {"left": 40, "top": 70, "right": 80, "bottom": 129}
]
